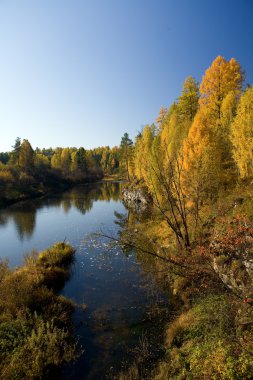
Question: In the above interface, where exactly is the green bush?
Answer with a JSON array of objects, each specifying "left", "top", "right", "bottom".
[{"left": 38, "top": 242, "right": 75, "bottom": 268}]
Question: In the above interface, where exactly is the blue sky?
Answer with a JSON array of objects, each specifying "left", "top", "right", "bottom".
[{"left": 0, "top": 0, "right": 253, "bottom": 152}]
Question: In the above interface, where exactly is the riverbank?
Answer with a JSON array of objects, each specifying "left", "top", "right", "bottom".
[
  {"left": 0, "top": 242, "right": 77, "bottom": 379},
  {"left": 0, "top": 174, "right": 103, "bottom": 208}
]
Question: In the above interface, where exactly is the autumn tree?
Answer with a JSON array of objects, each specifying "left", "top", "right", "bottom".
[
  {"left": 85, "top": 151, "right": 99, "bottom": 174},
  {"left": 101, "top": 150, "right": 109, "bottom": 173},
  {"left": 136, "top": 133, "right": 192, "bottom": 249},
  {"left": 183, "top": 56, "right": 244, "bottom": 197},
  {"left": 160, "top": 106, "right": 179, "bottom": 161},
  {"left": 19, "top": 139, "right": 34, "bottom": 172},
  {"left": 34, "top": 153, "right": 50, "bottom": 169},
  {"left": 133, "top": 133, "right": 143, "bottom": 180},
  {"left": 61, "top": 148, "right": 71, "bottom": 174},
  {"left": 231, "top": 87, "right": 253, "bottom": 178},
  {"left": 70, "top": 151, "right": 78, "bottom": 172},
  {"left": 133, "top": 125, "right": 155, "bottom": 182},
  {"left": 199, "top": 56, "right": 243, "bottom": 118},
  {"left": 107, "top": 147, "right": 119, "bottom": 174},
  {"left": 178, "top": 76, "right": 199, "bottom": 122},
  {"left": 158, "top": 77, "right": 199, "bottom": 167},
  {"left": 51, "top": 149, "right": 62, "bottom": 170}
]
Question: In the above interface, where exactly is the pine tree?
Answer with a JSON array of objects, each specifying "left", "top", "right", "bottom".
[{"left": 183, "top": 56, "right": 244, "bottom": 200}]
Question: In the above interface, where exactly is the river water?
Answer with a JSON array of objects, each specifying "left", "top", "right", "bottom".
[{"left": 0, "top": 182, "right": 169, "bottom": 379}]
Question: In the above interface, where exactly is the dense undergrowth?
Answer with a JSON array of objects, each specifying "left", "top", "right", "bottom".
[{"left": 0, "top": 242, "right": 77, "bottom": 379}]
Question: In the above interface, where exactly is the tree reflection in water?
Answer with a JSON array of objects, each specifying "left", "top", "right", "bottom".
[{"left": 0, "top": 182, "right": 122, "bottom": 241}]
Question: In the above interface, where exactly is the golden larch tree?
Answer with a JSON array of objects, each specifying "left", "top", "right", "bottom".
[{"left": 231, "top": 87, "right": 253, "bottom": 178}]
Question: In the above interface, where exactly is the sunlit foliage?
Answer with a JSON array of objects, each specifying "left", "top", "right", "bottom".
[{"left": 231, "top": 87, "right": 253, "bottom": 178}]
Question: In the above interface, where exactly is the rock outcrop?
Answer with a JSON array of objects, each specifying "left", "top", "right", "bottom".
[
  {"left": 213, "top": 254, "right": 253, "bottom": 297},
  {"left": 210, "top": 218, "right": 253, "bottom": 299},
  {"left": 121, "top": 187, "right": 152, "bottom": 213}
]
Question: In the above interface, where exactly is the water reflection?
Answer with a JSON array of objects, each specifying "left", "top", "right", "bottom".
[
  {"left": 12, "top": 207, "right": 36, "bottom": 240},
  {"left": 0, "top": 182, "right": 122, "bottom": 241}
]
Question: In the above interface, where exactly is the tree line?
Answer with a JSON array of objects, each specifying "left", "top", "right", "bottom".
[{"left": 0, "top": 140, "right": 125, "bottom": 191}]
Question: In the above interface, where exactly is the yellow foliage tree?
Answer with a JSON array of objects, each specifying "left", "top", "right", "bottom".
[
  {"left": 165, "top": 77, "right": 199, "bottom": 160},
  {"left": 178, "top": 76, "right": 199, "bottom": 122},
  {"left": 51, "top": 149, "right": 62, "bottom": 170},
  {"left": 199, "top": 56, "right": 243, "bottom": 119},
  {"left": 19, "top": 139, "right": 34, "bottom": 172},
  {"left": 219, "top": 91, "right": 238, "bottom": 173},
  {"left": 61, "top": 148, "right": 71, "bottom": 174},
  {"left": 183, "top": 110, "right": 221, "bottom": 197},
  {"left": 133, "top": 125, "right": 154, "bottom": 182},
  {"left": 231, "top": 87, "right": 253, "bottom": 178},
  {"left": 34, "top": 153, "right": 50, "bottom": 169},
  {"left": 183, "top": 56, "right": 244, "bottom": 204},
  {"left": 70, "top": 151, "right": 78, "bottom": 172}
]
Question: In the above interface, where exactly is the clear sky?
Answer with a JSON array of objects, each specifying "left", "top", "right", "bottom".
[{"left": 0, "top": 0, "right": 253, "bottom": 152}]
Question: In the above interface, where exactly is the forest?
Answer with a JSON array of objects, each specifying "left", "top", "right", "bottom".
[{"left": 0, "top": 139, "right": 123, "bottom": 205}]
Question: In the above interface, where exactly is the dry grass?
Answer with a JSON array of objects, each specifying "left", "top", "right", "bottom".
[{"left": 0, "top": 242, "right": 77, "bottom": 379}]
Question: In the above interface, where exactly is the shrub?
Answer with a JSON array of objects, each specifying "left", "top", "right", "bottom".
[
  {"left": 38, "top": 242, "right": 75, "bottom": 268},
  {"left": 2, "top": 319, "right": 77, "bottom": 380},
  {"left": 0, "top": 319, "right": 31, "bottom": 360},
  {"left": 0, "top": 242, "right": 78, "bottom": 379}
]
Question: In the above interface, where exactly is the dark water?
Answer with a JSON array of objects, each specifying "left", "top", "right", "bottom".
[{"left": 0, "top": 182, "right": 168, "bottom": 379}]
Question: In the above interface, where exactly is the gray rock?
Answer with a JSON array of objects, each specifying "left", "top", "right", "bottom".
[
  {"left": 121, "top": 187, "right": 152, "bottom": 213},
  {"left": 213, "top": 254, "right": 253, "bottom": 298}
]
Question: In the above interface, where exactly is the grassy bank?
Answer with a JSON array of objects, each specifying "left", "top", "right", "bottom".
[
  {"left": 0, "top": 242, "right": 77, "bottom": 379},
  {"left": 152, "top": 293, "right": 253, "bottom": 380}
]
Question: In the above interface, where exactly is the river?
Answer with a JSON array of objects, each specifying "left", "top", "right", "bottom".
[{"left": 0, "top": 182, "right": 169, "bottom": 379}]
